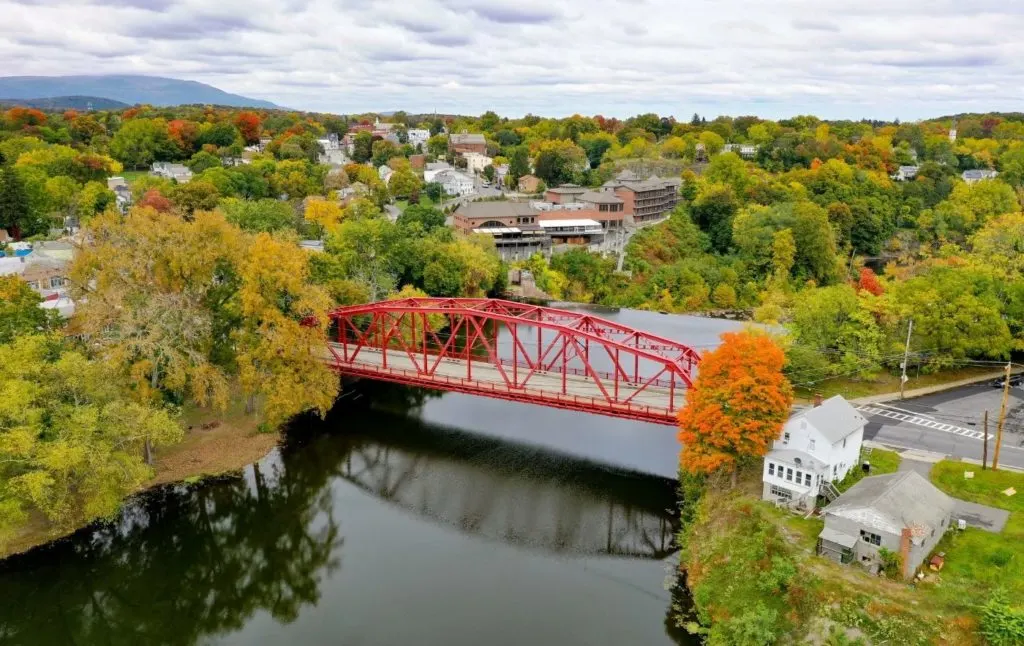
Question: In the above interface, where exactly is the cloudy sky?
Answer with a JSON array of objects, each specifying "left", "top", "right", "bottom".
[{"left": 2, "top": 0, "right": 1023, "bottom": 120}]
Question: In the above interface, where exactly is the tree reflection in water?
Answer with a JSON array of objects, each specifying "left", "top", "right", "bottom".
[
  {"left": 0, "top": 381, "right": 684, "bottom": 646},
  {"left": 0, "top": 445, "right": 342, "bottom": 645}
]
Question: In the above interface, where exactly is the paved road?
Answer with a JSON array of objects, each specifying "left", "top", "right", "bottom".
[
  {"left": 861, "top": 382, "right": 1024, "bottom": 471},
  {"left": 322, "top": 344, "right": 684, "bottom": 420}
]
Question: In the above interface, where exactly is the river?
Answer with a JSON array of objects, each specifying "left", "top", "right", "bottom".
[{"left": 0, "top": 310, "right": 744, "bottom": 646}]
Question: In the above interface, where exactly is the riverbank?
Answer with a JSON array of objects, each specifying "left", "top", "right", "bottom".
[
  {"left": 677, "top": 456, "right": 1024, "bottom": 645},
  {"left": 0, "top": 396, "right": 279, "bottom": 561}
]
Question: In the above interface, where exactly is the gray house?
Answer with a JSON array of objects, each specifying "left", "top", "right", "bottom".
[{"left": 816, "top": 471, "right": 954, "bottom": 579}]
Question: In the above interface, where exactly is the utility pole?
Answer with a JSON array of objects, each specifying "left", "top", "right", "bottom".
[
  {"left": 899, "top": 319, "right": 913, "bottom": 400},
  {"left": 993, "top": 362, "right": 1013, "bottom": 471},
  {"left": 982, "top": 410, "right": 989, "bottom": 470}
]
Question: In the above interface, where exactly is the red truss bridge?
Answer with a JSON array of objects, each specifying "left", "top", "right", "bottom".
[{"left": 319, "top": 298, "right": 702, "bottom": 425}]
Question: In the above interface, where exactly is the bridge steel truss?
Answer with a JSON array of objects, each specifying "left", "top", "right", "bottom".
[{"left": 323, "top": 298, "right": 701, "bottom": 425}]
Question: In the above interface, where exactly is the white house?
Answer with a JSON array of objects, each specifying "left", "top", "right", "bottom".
[
  {"left": 892, "top": 165, "right": 919, "bottom": 181},
  {"left": 462, "top": 151, "right": 493, "bottom": 174},
  {"left": 962, "top": 169, "right": 998, "bottom": 184},
  {"left": 762, "top": 395, "right": 866, "bottom": 508},
  {"left": 407, "top": 128, "right": 430, "bottom": 148},
  {"left": 150, "top": 162, "right": 192, "bottom": 183},
  {"left": 378, "top": 164, "right": 394, "bottom": 184},
  {"left": 424, "top": 162, "right": 453, "bottom": 183},
  {"left": 435, "top": 169, "right": 475, "bottom": 196}
]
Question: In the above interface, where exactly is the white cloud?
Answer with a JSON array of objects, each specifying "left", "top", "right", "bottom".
[{"left": 1, "top": 0, "right": 1022, "bottom": 119}]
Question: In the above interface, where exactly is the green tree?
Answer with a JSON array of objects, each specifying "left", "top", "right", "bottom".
[
  {"left": 371, "top": 139, "right": 397, "bottom": 167},
  {"left": 352, "top": 131, "right": 374, "bottom": 163},
  {"left": 220, "top": 198, "right": 297, "bottom": 233},
  {"left": 109, "top": 118, "right": 175, "bottom": 170},
  {"left": 426, "top": 134, "right": 449, "bottom": 158},
  {"left": 397, "top": 205, "right": 445, "bottom": 232},
  {"left": 0, "top": 335, "right": 181, "bottom": 541},
  {"left": 389, "top": 167, "right": 422, "bottom": 199},
  {"left": 170, "top": 180, "right": 221, "bottom": 216},
  {"left": 787, "top": 284, "right": 883, "bottom": 380},
  {"left": 533, "top": 139, "right": 587, "bottom": 186},
  {"left": 187, "top": 150, "right": 222, "bottom": 173},
  {"left": 690, "top": 182, "right": 739, "bottom": 254},
  {"left": 705, "top": 152, "right": 749, "bottom": 196},
  {"left": 0, "top": 276, "right": 58, "bottom": 342},
  {"left": 508, "top": 145, "right": 530, "bottom": 184},
  {"left": 0, "top": 162, "right": 36, "bottom": 239}
]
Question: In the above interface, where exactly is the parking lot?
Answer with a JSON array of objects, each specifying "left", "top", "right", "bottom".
[{"left": 861, "top": 380, "right": 1024, "bottom": 470}]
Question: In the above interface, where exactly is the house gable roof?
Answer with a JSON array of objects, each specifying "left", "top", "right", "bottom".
[
  {"left": 792, "top": 395, "right": 866, "bottom": 444},
  {"left": 823, "top": 471, "right": 954, "bottom": 539}
]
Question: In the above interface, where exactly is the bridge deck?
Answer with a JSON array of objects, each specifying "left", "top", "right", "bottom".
[{"left": 321, "top": 344, "right": 681, "bottom": 424}]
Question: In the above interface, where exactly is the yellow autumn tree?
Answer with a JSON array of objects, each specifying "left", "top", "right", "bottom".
[
  {"left": 304, "top": 197, "right": 344, "bottom": 239},
  {"left": 235, "top": 232, "right": 340, "bottom": 427},
  {"left": 70, "top": 207, "right": 242, "bottom": 461}
]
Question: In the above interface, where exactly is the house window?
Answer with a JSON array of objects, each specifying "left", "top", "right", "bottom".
[
  {"left": 50, "top": 277, "right": 63, "bottom": 289},
  {"left": 805, "top": 473, "right": 812, "bottom": 486},
  {"left": 860, "top": 530, "right": 881, "bottom": 546},
  {"left": 809, "top": 439, "right": 815, "bottom": 451},
  {"left": 785, "top": 468, "right": 793, "bottom": 482},
  {"left": 768, "top": 463, "right": 775, "bottom": 477},
  {"left": 783, "top": 432, "right": 790, "bottom": 444},
  {"left": 769, "top": 485, "right": 791, "bottom": 500}
]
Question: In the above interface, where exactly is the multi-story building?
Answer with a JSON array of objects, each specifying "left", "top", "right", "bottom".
[
  {"left": 452, "top": 201, "right": 549, "bottom": 260},
  {"left": 602, "top": 171, "right": 681, "bottom": 225},
  {"left": 449, "top": 132, "right": 487, "bottom": 155}
]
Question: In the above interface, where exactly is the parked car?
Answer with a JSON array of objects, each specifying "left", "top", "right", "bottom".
[{"left": 992, "top": 374, "right": 1024, "bottom": 389}]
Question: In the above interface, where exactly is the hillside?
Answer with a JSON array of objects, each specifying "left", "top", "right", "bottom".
[
  {"left": 0, "top": 95, "right": 128, "bottom": 110},
  {"left": 0, "top": 75, "right": 277, "bottom": 109}
]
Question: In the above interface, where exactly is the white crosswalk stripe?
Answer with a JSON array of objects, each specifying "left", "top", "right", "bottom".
[{"left": 858, "top": 405, "right": 988, "bottom": 441}]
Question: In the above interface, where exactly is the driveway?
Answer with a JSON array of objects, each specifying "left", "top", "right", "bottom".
[
  {"left": 898, "top": 458, "right": 1010, "bottom": 532},
  {"left": 953, "top": 499, "right": 1010, "bottom": 532}
]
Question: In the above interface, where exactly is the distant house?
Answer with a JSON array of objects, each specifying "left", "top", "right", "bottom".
[
  {"left": 494, "top": 164, "right": 509, "bottom": 185},
  {"left": 107, "top": 176, "right": 128, "bottom": 191},
  {"left": 449, "top": 132, "right": 487, "bottom": 155},
  {"left": 721, "top": 143, "right": 758, "bottom": 158},
  {"left": 378, "top": 164, "right": 394, "bottom": 184},
  {"left": 0, "top": 250, "right": 74, "bottom": 316},
  {"left": 462, "top": 151, "right": 493, "bottom": 174},
  {"left": 409, "top": 154, "right": 426, "bottom": 170},
  {"left": 892, "top": 165, "right": 919, "bottom": 181},
  {"left": 424, "top": 162, "right": 454, "bottom": 183},
  {"left": 817, "top": 471, "right": 954, "bottom": 578},
  {"left": 150, "top": 162, "right": 192, "bottom": 183},
  {"left": 407, "top": 128, "right": 430, "bottom": 148},
  {"left": 435, "top": 169, "right": 475, "bottom": 196},
  {"left": 962, "top": 169, "right": 998, "bottom": 184},
  {"left": 762, "top": 395, "right": 866, "bottom": 509},
  {"left": 518, "top": 174, "right": 542, "bottom": 193}
]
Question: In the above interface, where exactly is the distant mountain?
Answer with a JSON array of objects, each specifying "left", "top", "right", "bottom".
[
  {"left": 0, "top": 95, "right": 129, "bottom": 110},
  {"left": 0, "top": 75, "right": 278, "bottom": 109}
]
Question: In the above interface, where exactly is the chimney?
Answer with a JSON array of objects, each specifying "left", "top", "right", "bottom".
[
  {"left": 899, "top": 527, "right": 913, "bottom": 579},
  {"left": 813, "top": 393, "right": 823, "bottom": 407}
]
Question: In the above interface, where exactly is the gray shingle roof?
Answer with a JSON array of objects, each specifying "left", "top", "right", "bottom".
[
  {"left": 823, "top": 471, "right": 954, "bottom": 539},
  {"left": 455, "top": 201, "right": 537, "bottom": 219},
  {"left": 795, "top": 395, "right": 866, "bottom": 444},
  {"left": 578, "top": 190, "right": 623, "bottom": 205},
  {"left": 450, "top": 133, "right": 486, "bottom": 145}
]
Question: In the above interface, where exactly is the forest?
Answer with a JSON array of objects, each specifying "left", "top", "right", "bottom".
[{"left": 1, "top": 101, "right": 1023, "bottom": 551}]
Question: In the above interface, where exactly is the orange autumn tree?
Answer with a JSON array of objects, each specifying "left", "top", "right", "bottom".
[{"left": 678, "top": 330, "right": 793, "bottom": 486}]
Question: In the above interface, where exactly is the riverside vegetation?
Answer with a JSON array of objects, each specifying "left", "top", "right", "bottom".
[{"left": 674, "top": 331, "right": 1024, "bottom": 645}]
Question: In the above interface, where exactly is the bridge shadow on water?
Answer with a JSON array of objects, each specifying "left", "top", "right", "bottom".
[{"left": 300, "top": 380, "right": 681, "bottom": 560}]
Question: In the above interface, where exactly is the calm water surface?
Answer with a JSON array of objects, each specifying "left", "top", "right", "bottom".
[{"left": 0, "top": 310, "right": 737, "bottom": 646}]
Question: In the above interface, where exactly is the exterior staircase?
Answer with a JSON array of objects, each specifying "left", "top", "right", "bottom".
[{"left": 820, "top": 481, "right": 841, "bottom": 503}]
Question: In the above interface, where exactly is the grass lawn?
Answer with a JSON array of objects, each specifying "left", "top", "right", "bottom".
[
  {"left": 393, "top": 196, "right": 436, "bottom": 212},
  {"left": 120, "top": 170, "right": 149, "bottom": 185},
  {"left": 930, "top": 459, "right": 1024, "bottom": 512},
  {"left": 835, "top": 447, "right": 901, "bottom": 493},
  {"left": 921, "top": 461, "right": 1024, "bottom": 633},
  {"left": 794, "top": 366, "right": 1001, "bottom": 401}
]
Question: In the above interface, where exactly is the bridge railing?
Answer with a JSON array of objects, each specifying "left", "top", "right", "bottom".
[
  {"left": 327, "top": 342, "right": 679, "bottom": 391},
  {"left": 333, "top": 356, "right": 678, "bottom": 425}
]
